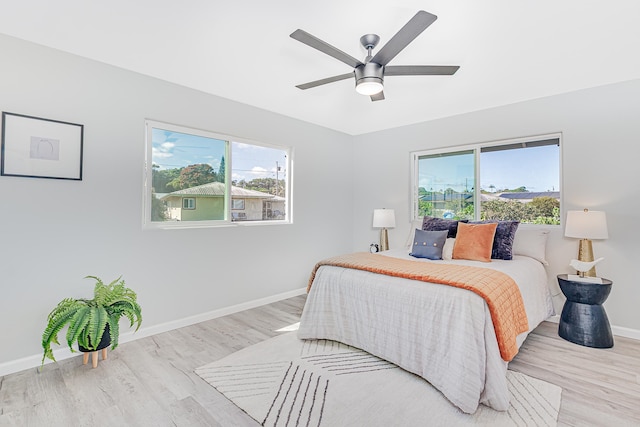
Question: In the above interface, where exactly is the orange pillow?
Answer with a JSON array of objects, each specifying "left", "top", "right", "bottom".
[{"left": 452, "top": 222, "right": 498, "bottom": 262}]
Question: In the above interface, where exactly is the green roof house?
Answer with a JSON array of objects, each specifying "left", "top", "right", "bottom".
[{"left": 160, "top": 182, "right": 284, "bottom": 221}]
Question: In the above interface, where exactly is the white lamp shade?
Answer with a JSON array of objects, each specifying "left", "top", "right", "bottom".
[
  {"left": 373, "top": 209, "right": 396, "bottom": 228},
  {"left": 564, "top": 210, "right": 608, "bottom": 239}
]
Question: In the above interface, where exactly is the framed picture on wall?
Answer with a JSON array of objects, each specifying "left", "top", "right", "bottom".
[{"left": 1, "top": 112, "right": 84, "bottom": 180}]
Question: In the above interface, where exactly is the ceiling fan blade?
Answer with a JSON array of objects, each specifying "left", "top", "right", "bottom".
[
  {"left": 371, "top": 10, "right": 438, "bottom": 66},
  {"left": 370, "top": 91, "right": 385, "bottom": 102},
  {"left": 385, "top": 65, "right": 460, "bottom": 76},
  {"left": 295, "top": 72, "right": 354, "bottom": 90},
  {"left": 290, "top": 29, "right": 363, "bottom": 69}
]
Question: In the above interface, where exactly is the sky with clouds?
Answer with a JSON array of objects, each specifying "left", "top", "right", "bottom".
[
  {"left": 419, "top": 144, "right": 559, "bottom": 193},
  {"left": 151, "top": 128, "right": 288, "bottom": 183}
]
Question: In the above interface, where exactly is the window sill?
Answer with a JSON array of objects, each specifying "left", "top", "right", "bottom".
[{"left": 143, "top": 219, "right": 291, "bottom": 231}]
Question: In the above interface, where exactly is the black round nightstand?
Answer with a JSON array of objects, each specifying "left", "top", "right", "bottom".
[{"left": 557, "top": 274, "right": 613, "bottom": 348}]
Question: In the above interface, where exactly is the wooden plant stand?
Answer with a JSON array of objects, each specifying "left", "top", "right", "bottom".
[{"left": 82, "top": 348, "right": 108, "bottom": 368}]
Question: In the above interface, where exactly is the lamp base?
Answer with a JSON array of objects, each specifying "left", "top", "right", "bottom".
[
  {"left": 577, "top": 238, "right": 596, "bottom": 277},
  {"left": 379, "top": 228, "right": 389, "bottom": 251}
]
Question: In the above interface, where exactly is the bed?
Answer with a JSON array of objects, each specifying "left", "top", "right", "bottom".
[{"left": 297, "top": 221, "right": 555, "bottom": 414}]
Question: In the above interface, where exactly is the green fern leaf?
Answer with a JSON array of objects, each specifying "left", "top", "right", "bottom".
[
  {"left": 66, "top": 306, "right": 92, "bottom": 350},
  {"left": 41, "top": 300, "right": 84, "bottom": 363},
  {"left": 108, "top": 314, "right": 120, "bottom": 350},
  {"left": 84, "top": 306, "right": 108, "bottom": 351}
]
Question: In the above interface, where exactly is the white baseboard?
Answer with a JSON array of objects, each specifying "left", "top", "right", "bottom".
[
  {"left": 0, "top": 287, "right": 307, "bottom": 377},
  {"left": 546, "top": 314, "right": 640, "bottom": 341},
  {"left": 611, "top": 325, "right": 640, "bottom": 341}
]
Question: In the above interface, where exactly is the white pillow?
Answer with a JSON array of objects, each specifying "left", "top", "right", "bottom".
[
  {"left": 404, "top": 219, "right": 424, "bottom": 251},
  {"left": 442, "top": 238, "right": 455, "bottom": 260},
  {"left": 512, "top": 228, "right": 550, "bottom": 265}
]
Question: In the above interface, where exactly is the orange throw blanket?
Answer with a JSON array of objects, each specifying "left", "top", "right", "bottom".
[{"left": 308, "top": 252, "right": 529, "bottom": 362}]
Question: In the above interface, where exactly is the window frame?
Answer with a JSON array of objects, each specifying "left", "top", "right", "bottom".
[
  {"left": 182, "top": 197, "right": 196, "bottom": 210},
  {"left": 231, "top": 199, "right": 245, "bottom": 210},
  {"left": 410, "top": 133, "right": 562, "bottom": 224},
  {"left": 143, "top": 119, "right": 292, "bottom": 229}
]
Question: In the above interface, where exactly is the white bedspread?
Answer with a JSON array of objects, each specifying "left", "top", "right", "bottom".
[{"left": 297, "top": 249, "right": 554, "bottom": 414}]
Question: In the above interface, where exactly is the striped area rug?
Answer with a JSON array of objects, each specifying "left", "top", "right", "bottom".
[{"left": 195, "top": 332, "right": 561, "bottom": 426}]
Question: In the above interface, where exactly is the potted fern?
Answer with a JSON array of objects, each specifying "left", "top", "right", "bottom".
[{"left": 41, "top": 275, "right": 142, "bottom": 367}]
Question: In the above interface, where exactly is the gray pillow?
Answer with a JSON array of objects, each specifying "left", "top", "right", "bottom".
[
  {"left": 422, "top": 216, "right": 468, "bottom": 238},
  {"left": 410, "top": 229, "right": 449, "bottom": 260}
]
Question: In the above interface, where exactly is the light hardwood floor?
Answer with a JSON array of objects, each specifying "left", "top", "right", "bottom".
[{"left": 1, "top": 295, "right": 639, "bottom": 426}]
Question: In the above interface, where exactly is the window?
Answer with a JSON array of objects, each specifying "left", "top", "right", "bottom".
[
  {"left": 415, "top": 149, "right": 475, "bottom": 220},
  {"left": 231, "top": 141, "right": 289, "bottom": 221},
  {"left": 182, "top": 198, "right": 195, "bottom": 210},
  {"left": 144, "top": 120, "right": 291, "bottom": 228},
  {"left": 412, "top": 135, "right": 560, "bottom": 224}
]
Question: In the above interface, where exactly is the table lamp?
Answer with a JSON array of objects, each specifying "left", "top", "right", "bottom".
[
  {"left": 373, "top": 209, "right": 395, "bottom": 251},
  {"left": 564, "top": 209, "right": 608, "bottom": 277}
]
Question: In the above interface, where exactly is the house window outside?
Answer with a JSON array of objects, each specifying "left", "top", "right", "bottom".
[
  {"left": 231, "top": 141, "right": 288, "bottom": 221},
  {"left": 412, "top": 135, "right": 560, "bottom": 224},
  {"left": 416, "top": 149, "right": 475, "bottom": 220},
  {"left": 144, "top": 120, "right": 291, "bottom": 228},
  {"left": 182, "top": 198, "right": 196, "bottom": 210}
]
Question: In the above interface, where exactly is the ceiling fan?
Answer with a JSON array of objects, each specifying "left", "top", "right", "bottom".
[{"left": 290, "top": 10, "right": 459, "bottom": 101}]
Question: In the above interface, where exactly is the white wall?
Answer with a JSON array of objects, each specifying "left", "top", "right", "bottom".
[
  {"left": 0, "top": 34, "right": 354, "bottom": 370},
  {"left": 352, "top": 79, "right": 640, "bottom": 333}
]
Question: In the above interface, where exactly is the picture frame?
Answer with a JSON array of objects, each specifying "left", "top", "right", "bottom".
[{"left": 1, "top": 112, "right": 84, "bottom": 180}]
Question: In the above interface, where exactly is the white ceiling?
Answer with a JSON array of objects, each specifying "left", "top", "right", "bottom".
[{"left": 1, "top": 1, "right": 640, "bottom": 135}]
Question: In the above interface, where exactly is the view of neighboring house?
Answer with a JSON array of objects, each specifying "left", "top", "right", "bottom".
[
  {"left": 489, "top": 191, "right": 560, "bottom": 203},
  {"left": 419, "top": 190, "right": 560, "bottom": 220},
  {"left": 159, "top": 182, "right": 285, "bottom": 221},
  {"left": 420, "top": 191, "right": 560, "bottom": 211},
  {"left": 420, "top": 191, "right": 473, "bottom": 214}
]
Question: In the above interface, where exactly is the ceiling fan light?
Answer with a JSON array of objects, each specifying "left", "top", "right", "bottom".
[{"left": 356, "top": 78, "right": 383, "bottom": 96}]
